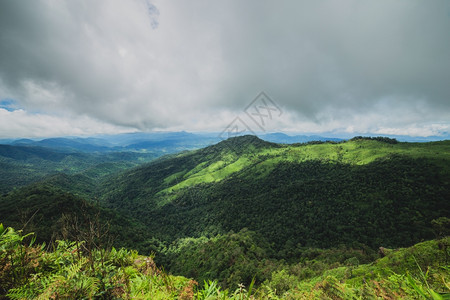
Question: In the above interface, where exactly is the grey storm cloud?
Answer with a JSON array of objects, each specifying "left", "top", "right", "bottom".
[{"left": 0, "top": 0, "right": 449, "bottom": 136}]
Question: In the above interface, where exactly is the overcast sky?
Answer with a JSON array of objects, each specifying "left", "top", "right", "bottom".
[{"left": 1, "top": 0, "right": 449, "bottom": 138}]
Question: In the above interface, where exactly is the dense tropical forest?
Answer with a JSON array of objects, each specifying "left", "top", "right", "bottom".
[{"left": 1, "top": 134, "right": 449, "bottom": 299}]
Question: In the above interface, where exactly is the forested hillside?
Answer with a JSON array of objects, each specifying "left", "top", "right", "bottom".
[
  {"left": 0, "top": 184, "right": 152, "bottom": 250},
  {"left": 1, "top": 135, "right": 449, "bottom": 295},
  {"left": 99, "top": 136, "right": 449, "bottom": 249},
  {"left": 0, "top": 144, "right": 156, "bottom": 193}
]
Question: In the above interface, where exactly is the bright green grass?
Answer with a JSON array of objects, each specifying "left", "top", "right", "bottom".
[
  {"left": 162, "top": 156, "right": 251, "bottom": 193},
  {"left": 183, "top": 161, "right": 209, "bottom": 178},
  {"left": 160, "top": 140, "right": 450, "bottom": 194},
  {"left": 163, "top": 170, "right": 187, "bottom": 185},
  {"left": 277, "top": 140, "right": 450, "bottom": 165}
]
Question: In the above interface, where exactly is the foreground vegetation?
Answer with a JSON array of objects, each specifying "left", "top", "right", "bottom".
[{"left": 1, "top": 224, "right": 449, "bottom": 299}]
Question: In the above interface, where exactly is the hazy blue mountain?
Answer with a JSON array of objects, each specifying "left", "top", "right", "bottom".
[
  {"left": 2, "top": 131, "right": 448, "bottom": 157},
  {"left": 2, "top": 132, "right": 221, "bottom": 153},
  {"left": 9, "top": 137, "right": 116, "bottom": 153},
  {"left": 259, "top": 133, "right": 343, "bottom": 144}
]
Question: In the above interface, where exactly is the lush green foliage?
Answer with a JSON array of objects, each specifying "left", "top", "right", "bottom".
[
  {"left": 161, "top": 228, "right": 380, "bottom": 290},
  {"left": 0, "top": 184, "right": 152, "bottom": 252},
  {"left": 0, "top": 224, "right": 197, "bottom": 299},
  {"left": 1, "top": 224, "right": 449, "bottom": 299},
  {"left": 163, "top": 229, "right": 274, "bottom": 288}
]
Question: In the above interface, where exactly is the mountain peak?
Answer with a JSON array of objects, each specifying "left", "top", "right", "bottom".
[
  {"left": 205, "top": 135, "right": 278, "bottom": 154},
  {"left": 225, "top": 134, "right": 262, "bottom": 143}
]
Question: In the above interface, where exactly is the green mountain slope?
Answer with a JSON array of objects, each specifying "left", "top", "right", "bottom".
[
  {"left": 0, "top": 144, "right": 157, "bottom": 193},
  {"left": 0, "top": 184, "right": 152, "bottom": 251},
  {"left": 99, "top": 136, "right": 450, "bottom": 251}
]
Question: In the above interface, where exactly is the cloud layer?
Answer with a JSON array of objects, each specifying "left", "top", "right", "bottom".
[{"left": 0, "top": 0, "right": 449, "bottom": 137}]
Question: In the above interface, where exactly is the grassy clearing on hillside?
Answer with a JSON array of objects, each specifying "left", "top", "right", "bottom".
[
  {"left": 159, "top": 139, "right": 450, "bottom": 195},
  {"left": 163, "top": 156, "right": 251, "bottom": 193}
]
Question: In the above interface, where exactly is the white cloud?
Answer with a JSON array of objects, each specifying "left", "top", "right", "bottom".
[
  {"left": 0, "top": 0, "right": 449, "bottom": 138},
  {"left": 0, "top": 108, "right": 134, "bottom": 138}
]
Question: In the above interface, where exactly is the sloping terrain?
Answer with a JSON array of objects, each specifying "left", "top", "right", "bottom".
[
  {"left": 0, "top": 184, "right": 151, "bottom": 250},
  {"left": 0, "top": 144, "right": 156, "bottom": 193},
  {"left": 98, "top": 136, "right": 450, "bottom": 250}
]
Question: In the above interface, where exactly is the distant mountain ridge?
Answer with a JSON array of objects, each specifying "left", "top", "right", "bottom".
[
  {"left": 2, "top": 131, "right": 449, "bottom": 154},
  {"left": 0, "top": 131, "right": 344, "bottom": 153}
]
